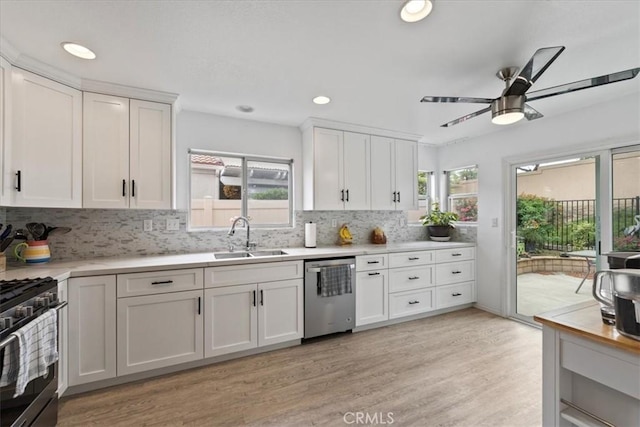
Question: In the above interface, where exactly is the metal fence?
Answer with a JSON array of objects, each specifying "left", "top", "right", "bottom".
[{"left": 541, "top": 196, "right": 639, "bottom": 251}]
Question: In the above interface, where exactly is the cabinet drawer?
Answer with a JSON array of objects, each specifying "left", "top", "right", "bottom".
[
  {"left": 117, "top": 269, "right": 204, "bottom": 297},
  {"left": 436, "top": 282, "right": 474, "bottom": 309},
  {"left": 356, "top": 254, "right": 388, "bottom": 271},
  {"left": 389, "top": 266, "right": 433, "bottom": 293},
  {"left": 388, "top": 251, "right": 434, "bottom": 268},
  {"left": 389, "top": 288, "right": 435, "bottom": 319},
  {"left": 435, "top": 247, "right": 475, "bottom": 263},
  {"left": 205, "top": 261, "right": 303, "bottom": 287},
  {"left": 435, "top": 260, "right": 475, "bottom": 285}
]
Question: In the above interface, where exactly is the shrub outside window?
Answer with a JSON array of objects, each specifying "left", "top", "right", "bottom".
[
  {"left": 189, "top": 151, "right": 293, "bottom": 229},
  {"left": 447, "top": 167, "right": 478, "bottom": 222}
]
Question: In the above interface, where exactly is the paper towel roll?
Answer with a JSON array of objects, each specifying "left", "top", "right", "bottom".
[{"left": 305, "top": 222, "right": 317, "bottom": 248}]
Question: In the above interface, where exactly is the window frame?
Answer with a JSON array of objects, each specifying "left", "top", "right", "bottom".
[
  {"left": 445, "top": 165, "right": 478, "bottom": 224},
  {"left": 409, "top": 170, "right": 435, "bottom": 224},
  {"left": 188, "top": 149, "right": 294, "bottom": 231}
]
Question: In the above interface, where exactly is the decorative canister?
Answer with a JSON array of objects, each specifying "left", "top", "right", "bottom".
[{"left": 14, "top": 240, "right": 51, "bottom": 264}]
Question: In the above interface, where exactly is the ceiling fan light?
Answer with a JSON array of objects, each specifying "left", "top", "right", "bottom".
[
  {"left": 400, "top": 0, "right": 433, "bottom": 23},
  {"left": 491, "top": 95, "right": 525, "bottom": 125},
  {"left": 491, "top": 111, "right": 525, "bottom": 125}
]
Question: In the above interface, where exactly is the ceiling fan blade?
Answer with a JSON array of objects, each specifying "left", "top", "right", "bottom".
[
  {"left": 504, "top": 46, "right": 566, "bottom": 96},
  {"left": 440, "top": 106, "right": 491, "bottom": 127},
  {"left": 523, "top": 104, "right": 543, "bottom": 121},
  {"left": 526, "top": 67, "right": 640, "bottom": 102},
  {"left": 421, "top": 96, "right": 493, "bottom": 104}
]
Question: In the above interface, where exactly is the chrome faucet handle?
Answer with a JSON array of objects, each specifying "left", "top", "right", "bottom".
[
  {"left": 228, "top": 242, "right": 235, "bottom": 252},
  {"left": 247, "top": 242, "right": 257, "bottom": 251}
]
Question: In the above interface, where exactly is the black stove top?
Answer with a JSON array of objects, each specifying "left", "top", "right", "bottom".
[{"left": 0, "top": 277, "right": 58, "bottom": 313}]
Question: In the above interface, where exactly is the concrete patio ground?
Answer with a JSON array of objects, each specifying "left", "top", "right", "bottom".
[{"left": 517, "top": 271, "right": 595, "bottom": 317}]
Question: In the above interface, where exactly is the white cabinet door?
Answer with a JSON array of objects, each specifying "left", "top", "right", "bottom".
[
  {"left": 312, "top": 128, "right": 344, "bottom": 210},
  {"left": 68, "top": 275, "right": 116, "bottom": 386},
  {"left": 130, "top": 99, "right": 172, "bottom": 209},
  {"left": 355, "top": 270, "right": 389, "bottom": 326},
  {"left": 57, "top": 279, "right": 68, "bottom": 396},
  {"left": 117, "top": 290, "right": 203, "bottom": 376},
  {"left": 258, "top": 279, "right": 303, "bottom": 346},
  {"left": 0, "top": 57, "right": 11, "bottom": 206},
  {"left": 204, "top": 285, "right": 257, "bottom": 357},
  {"left": 343, "top": 131, "right": 370, "bottom": 210},
  {"left": 83, "top": 92, "right": 130, "bottom": 208},
  {"left": 370, "top": 135, "right": 395, "bottom": 210},
  {"left": 10, "top": 68, "right": 82, "bottom": 207},
  {"left": 394, "top": 140, "right": 418, "bottom": 210}
]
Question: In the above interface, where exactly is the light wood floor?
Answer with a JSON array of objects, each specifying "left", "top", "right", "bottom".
[{"left": 59, "top": 308, "right": 542, "bottom": 427}]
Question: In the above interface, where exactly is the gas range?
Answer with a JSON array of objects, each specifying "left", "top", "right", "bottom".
[{"left": 0, "top": 277, "right": 58, "bottom": 341}]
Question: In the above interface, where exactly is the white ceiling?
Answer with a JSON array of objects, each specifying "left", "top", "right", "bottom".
[{"left": 1, "top": 0, "right": 639, "bottom": 145}]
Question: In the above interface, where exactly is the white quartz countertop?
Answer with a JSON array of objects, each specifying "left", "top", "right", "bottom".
[{"left": 0, "top": 241, "right": 474, "bottom": 282}]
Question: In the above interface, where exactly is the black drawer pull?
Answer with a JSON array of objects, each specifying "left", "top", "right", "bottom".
[
  {"left": 151, "top": 280, "right": 174, "bottom": 285},
  {"left": 452, "top": 271, "right": 462, "bottom": 274},
  {"left": 367, "top": 260, "right": 380, "bottom": 264},
  {"left": 408, "top": 257, "right": 420, "bottom": 261},
  {"left": 452, "top": 292, "right": 462, "bottom": 296},
  {"left": 452, "top": 253, "right": 462, "bottom": 257},
  {"left": 368, "top": 272, "right": 380, "bottom": 276},
  {"left": 408, "top": 300, "right": 420, "bottom": 305},
  {"left": 408, "top": 276, "right": 420, "bottom": 280}
]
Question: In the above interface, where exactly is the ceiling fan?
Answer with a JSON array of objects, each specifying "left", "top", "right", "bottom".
[{"left": 421, "top": 46, "right": 640, "bottom": 127}]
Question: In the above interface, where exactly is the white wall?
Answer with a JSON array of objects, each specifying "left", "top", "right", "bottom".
[
  {"left": 438, "top": 93, "right": 640, "bottom": 315},
  {"left": 176, "top": 111, "right": 302, "bottom": 210}
]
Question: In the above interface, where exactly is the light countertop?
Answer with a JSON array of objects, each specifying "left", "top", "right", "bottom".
[
  {"left": 1, "top": 241, "right": 475, "bottom": 282},
  {"left": 534, "top": 301, "right": 640, "bottom": 355}
]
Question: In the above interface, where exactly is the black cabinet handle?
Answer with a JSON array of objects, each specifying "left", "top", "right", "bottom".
[
  {"left": 132, "top": 180, "right": 136, "bottom": 197},
  {"left": 408, "top": 300, "right": 420, "bottom": 305},
  {"left": 198, "top": 297, "right": 201, "bottom": 315},
  {"left": 260, "top": 289, "right": 264, "bottom": 306},
  {"left": 368, "top": 272, "right": 380, "bottom": 276},
  {"left": 393, "top": 191, "right": 397, "bottom": 203},
  {"left": 340, "top": 189, "right": 344, "bottom": 202},
  {"left": 452, "top": 253, "right": 462, "bottom": 257},
  {"left": 452, "top": 292, "right": 462, "bottom": 297},
  {"left": 397, "top": 191, "right": 400, "bottom": 203},
  {"left": 252, "top": 290, "right": 256, "bottom": 307},
  {"left": 122, "top": 179, "right": 126, "bottom": 197},
  {"left": 346, "top": 189, "right": 349, "bottom": 202},
  {"left": 408, "top": 257, "right": 420, "bottom": 261},
  {"left": 452, "top": 271, "right": 462, "bottom": 274},
  {"left": 15, "top": 171, "right": 21, "bottom": 192},
  {"left": 151, "top": 280, "right": 173, "bottom": 285},
  {"left": 408, "top": 276, "right": 420, "bottom": 280},
  {"left": 367, "top": 261, "right": 380, "bottom": 264}
]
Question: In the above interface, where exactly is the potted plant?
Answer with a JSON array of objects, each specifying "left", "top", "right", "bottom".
[{"left": 420, "top": 202, "right": 459, "bottom": 241}]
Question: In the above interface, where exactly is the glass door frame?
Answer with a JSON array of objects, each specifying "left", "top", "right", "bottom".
[{"left": 505, "top": 148, "right": 610, "bottom": 324}]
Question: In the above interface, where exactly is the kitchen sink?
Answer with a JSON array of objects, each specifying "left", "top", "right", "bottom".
[
  {"left": 213, "top": 250, "right": 287, "bottom": 259},
  {"left": 213, "top": 251, "right": 252, "bottom": 259},
  {"left": 249, "top": 250, "right": 288, "bottom": 257}
]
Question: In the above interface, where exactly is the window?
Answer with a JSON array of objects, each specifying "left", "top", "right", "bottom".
[
  {"left": 189, "top": 151, "right": 293, "bottom": 229},
  {"left": 408, "top": 171, "right": 434, "bottom": 223},
  {"left": 446, "top": 166, "right": 478, "bottom": 222}
]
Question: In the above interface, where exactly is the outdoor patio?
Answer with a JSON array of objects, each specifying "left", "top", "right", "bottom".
[{"left": 517, "top": 271, "right": 594, "bottom": 317}]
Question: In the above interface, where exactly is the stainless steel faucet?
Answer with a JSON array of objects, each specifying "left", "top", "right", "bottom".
[{"left": 228, "top": 216, "right": 255, "bottom": 251}]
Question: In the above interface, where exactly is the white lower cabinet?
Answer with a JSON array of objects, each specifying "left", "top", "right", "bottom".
[
  {"left": 117, "top": 290, "right": 203, "bottom": 376},
  {"left": 355, "top": 269, "right": 389, "bottom": 326},
  {"left": 204, "top": 262, "right": 303, "bottom": 358},
  {"left": 68, "top": 275, "right": 117, "bottom": 386},
  {"left": 57, "top": 279, "right": 68, "bottom": 396},
  {"left": 389, "top": 288, "right": 435, "bottom": 319},
  {"left": 436, "top": 282, "right": 474, "bottom": 309}
]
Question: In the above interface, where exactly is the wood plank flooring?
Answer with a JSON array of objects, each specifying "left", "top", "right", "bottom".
[{"left": 58, "top": 308, "right": 542, "bottom": 427}]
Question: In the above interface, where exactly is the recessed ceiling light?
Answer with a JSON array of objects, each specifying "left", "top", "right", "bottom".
[
  {"left": 61, "top": 42, "right": 96, "bottom": 59},
  {"left": 400, "top": 0, "right": 434, "bottom": 23},
  {"left": 313, "top": 96, "right": 331, "bottom": 105},
  {"left": 236, "top": 105, "right": 254, "bottom": 113}
]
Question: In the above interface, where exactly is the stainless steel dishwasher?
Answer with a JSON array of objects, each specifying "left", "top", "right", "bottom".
[{"left": 304, "top": 258, "right": 356, "bottom": 339}]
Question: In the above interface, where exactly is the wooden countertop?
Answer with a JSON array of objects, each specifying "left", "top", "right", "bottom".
[{"left": 534, "top": 301, "right": 640, "bottom": 355}]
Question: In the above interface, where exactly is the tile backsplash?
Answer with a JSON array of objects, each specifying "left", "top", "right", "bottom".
[{"left": 2, "top": 207, "right": 476, "bottom": 262}]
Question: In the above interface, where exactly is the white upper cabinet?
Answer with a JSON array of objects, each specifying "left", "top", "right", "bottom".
[
  {"left": 7, "top": 68, "right": 82, "bottom": 207},
  {"left": 370, "top": 136, "right": 418, "bottom": 210},
  {"left": 304, "top": 128, "right": 370, "bottom": 211},
  {"left": 0, "top": 57, "right": 10, "bottom": 206},
  {"left": 83, "top": 93, "right": 171, "bottom": 209}
]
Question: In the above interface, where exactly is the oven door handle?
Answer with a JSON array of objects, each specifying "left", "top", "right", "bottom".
[{"left": 0, "top": 302, "right": 68, "bottom": 350}]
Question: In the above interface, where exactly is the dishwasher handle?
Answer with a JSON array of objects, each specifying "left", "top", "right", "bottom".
[{"left": 307, "top": 264, "right": 355, "bottom": 273}]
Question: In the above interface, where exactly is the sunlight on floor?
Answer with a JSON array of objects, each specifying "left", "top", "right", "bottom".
[{"left": 517, "top": 272, "right": 594, "bottom": 317}]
